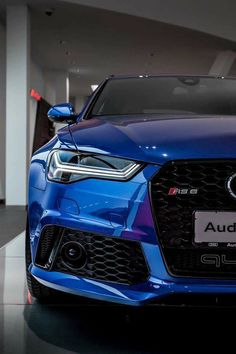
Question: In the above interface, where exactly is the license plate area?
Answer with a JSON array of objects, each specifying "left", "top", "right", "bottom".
[{"left": 194, "top": 211, "right": 236, "bottom": 244}]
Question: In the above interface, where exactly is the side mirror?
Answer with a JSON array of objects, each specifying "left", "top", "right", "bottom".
[{"left": 47, "top": 103, "right": 77, "bottom": 124}]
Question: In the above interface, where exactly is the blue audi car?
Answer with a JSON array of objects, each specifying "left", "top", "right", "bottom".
[{"left": 26, "top": 75, "right": 236, "bottom": 305}]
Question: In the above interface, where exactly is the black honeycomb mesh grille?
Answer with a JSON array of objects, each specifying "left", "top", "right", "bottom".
[
  {"left": 36, "top": 226, "right": 149, "bottom": 285},
  {"left": 151, "top": 160, "right": 236, "bottom": 278}
]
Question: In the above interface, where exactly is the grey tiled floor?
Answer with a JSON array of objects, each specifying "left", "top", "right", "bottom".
[{"left": 0, "top": 206, "right": 26, "bottom": 247}]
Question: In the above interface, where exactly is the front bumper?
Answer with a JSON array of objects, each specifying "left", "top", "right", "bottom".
[
  {"left": 30, "top": 243, "right": 236, "bottom": 306},
  {"left": 29, "top": 161, "right": 236, "bottom": 306}
]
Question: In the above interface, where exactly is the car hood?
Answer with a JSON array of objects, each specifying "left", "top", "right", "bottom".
[{"left": 58, "top": 114, "right": 236, "bottom": 165}]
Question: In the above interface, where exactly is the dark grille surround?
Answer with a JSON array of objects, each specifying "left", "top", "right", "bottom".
[
  {"left": 151, "top": 160, "right": 236, "bottom": 278},
  {"left": 35, "top": 225, "right": 62, "bottom": 269},
  {"left": 35, "top": 226, "right": 149, "bottom": 285}
]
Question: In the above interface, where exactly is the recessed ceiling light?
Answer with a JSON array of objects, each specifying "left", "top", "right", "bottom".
[
  {"left": 69, "top": 67, "right": 80, "bottom": 74},
  {"left": 91, "top": 85, "right": 98, "bottom": 91}
]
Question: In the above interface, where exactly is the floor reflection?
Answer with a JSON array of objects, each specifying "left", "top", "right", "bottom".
[{"left": 0, "top": 233, "right": 235, "bottom": 353}]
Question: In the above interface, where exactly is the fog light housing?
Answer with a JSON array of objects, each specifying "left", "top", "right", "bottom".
[{"left": 60, "top": 241, "right": 87, "bottom": 270}]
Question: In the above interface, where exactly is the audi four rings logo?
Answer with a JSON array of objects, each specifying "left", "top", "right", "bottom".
[{"left": 227, "top": 173, "right": 236, "bottom": 199}]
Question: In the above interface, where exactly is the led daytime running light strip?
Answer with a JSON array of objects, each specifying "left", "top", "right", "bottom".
[{"left": 50, "top": 152, "right": 141, "bottom": 180}]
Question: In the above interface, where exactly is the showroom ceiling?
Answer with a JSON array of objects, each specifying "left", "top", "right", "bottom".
[
  {"left": 2, "top": 0, "right": 236, "bottom": 42},
  {"left": 60, "top": 0, "right": 236, "bottom": 43},
  {"left": 1, "top": 1, "right": 236, "bottom": 97}
]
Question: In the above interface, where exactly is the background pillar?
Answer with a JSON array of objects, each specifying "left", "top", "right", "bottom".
[{"left": 6, "top": 5, "right": 30, "bottom": 206}]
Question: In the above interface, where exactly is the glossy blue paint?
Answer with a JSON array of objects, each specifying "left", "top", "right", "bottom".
[
  {"left": 67, "top": 115, "right": 236, "bottom": 163},
  {"left": 30, "top": 262, "right": 236, "bottom": 305},
  {"left": 48, "top": 103, "right": 77, "bottom": 123},
  {"left": 30, "top": 238, "right": 236, "bottom": 305},
  {"left": 28, "top": 76, "right": 236, "bottom": 306}
]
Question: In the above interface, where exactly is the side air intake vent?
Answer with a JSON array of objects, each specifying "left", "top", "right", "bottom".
[{"left": 35, "top": 226, "right": 149, "bottom": 285}]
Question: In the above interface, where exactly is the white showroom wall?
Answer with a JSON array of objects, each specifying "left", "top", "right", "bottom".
[
  {"left": 74, "top": 96, "right": 86, "bottom": 113},
  {"left": 44, "top": 71, "right": 69, "bottom": 105},
  {"left": 0, "top": 23, "right": 6, "bottom": 201},
  {"left": 2, "top": 5, "right": 75, "bottom": 205},
  {"left": 44, "top": 70, "right": 70, "bottom": 132},
  {"left": 0, "top": 15, "right": 48, "bottom": 201}
]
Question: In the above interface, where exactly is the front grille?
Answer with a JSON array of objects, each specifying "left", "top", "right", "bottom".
[
  {"left": 151, "top": 160, "right": 236, "bottom": 278},
  {"left": 36, "top": 226, "right": 149, "bottom": 285}
]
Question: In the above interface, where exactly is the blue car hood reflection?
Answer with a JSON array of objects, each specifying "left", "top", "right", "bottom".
[{"left": 58, "top": 114, "right": 236, "bottom": 164}]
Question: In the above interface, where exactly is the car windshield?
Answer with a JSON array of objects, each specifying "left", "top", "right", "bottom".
[{"left": 91, "top": 76, "right": 236, "bottom": 116}]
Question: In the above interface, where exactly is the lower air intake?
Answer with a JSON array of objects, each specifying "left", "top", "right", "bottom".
[{"left": 36, "top": 226, "right": 149, "bottom": 285}]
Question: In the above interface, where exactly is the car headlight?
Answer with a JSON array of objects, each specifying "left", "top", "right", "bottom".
[{"left": 48, "top": 150, "right": 142, "bottom": 183}]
